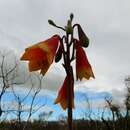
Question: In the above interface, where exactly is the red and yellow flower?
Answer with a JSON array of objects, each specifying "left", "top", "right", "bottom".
[
  {"left": 20, "top": 35, "right": 60, "bottom": 75},
  {"left": 76, "top": 45, "right": 95, "bottom": 80},
  {"left": 20, "top": 22, "right": 95, "bottom": 110},
  {"left": 54, "top": 75, "right": 74, "bottom": 110}
]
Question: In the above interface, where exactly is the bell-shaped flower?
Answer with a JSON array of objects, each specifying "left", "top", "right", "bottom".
[
  {"left": 54, "top": 76, "right": 74, "bottom": 110},
  {"left": 76, "top": 45, "right": 95, "bottom": 80},
  {"left": 21, "top": 35, "right": 60, "bottom": 75}
]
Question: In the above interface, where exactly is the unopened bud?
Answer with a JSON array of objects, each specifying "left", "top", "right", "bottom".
[
  {"left": 65, "top": 20, "right": 73, "bottom": 34},
  {"left": 55, "top": 44, "right": 62, "bottom": 63},
  {"left": 77, "top": 24, "right": 89, "bottom": 48},
  {"left": 48, "top": 19, "right": 56, "bottom": 26},
  {"left": 70, "top": 13, "right": 74, "bottom": 21}
]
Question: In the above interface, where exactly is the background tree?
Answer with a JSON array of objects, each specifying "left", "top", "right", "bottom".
[
  {"left": 0, "top": 50, "right": 19, "bottom": 117},
  {"left": 10, "top": 74, "right": 46, "bottom": 130},
  {"left": 124, "top": 76, "right": 130, "bottom": 117}
]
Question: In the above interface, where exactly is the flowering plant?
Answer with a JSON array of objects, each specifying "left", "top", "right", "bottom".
[{"left": 21, "top": 14, "right": 94, "bottom": 130}]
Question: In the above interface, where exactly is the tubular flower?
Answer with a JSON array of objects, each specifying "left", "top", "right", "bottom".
[
  {"left": 54, "top": 76, "right": 74, "bottom": 110},
  {"left": 20, "top": 35, "right": 60, "bottom": 75},
  {"left": 76, "top": 45, "right": 95, "bottom": 80}
]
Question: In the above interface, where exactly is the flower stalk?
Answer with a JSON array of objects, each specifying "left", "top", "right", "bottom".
[{"left": 64, "top": 33, "right": 74, "bottom": 130}]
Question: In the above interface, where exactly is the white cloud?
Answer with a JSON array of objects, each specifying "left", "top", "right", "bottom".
[{"left": 76, "top": 99, "right": 106, "bottom": 109}]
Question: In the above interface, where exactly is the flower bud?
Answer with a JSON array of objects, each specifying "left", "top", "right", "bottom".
[
  {"left": 77, "top": 24, "right": 89, "bottom": 48},
  {"left": 70, "top": 13, "right": 74, "bottom": 21},
  {"left": 55, "top": 44, "right": 62, "bottom": 63},
  {"left": 65, "top": 20, "right": 73, "bottom": 34},
  {"left": 48, "top": 19, "right": 56, "bottom": 26}
]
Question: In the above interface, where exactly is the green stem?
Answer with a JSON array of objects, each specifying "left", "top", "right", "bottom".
[{"left": 55, "top": 25, "right": 65, "bottom": 31}]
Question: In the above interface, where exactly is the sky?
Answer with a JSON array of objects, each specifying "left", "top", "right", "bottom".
[{"left": 0, "top": 0, "right": 130, "bottom": 119}]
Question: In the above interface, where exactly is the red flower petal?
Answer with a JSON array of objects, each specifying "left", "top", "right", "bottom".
[
  {"left": 76, "top": 45, "right": 95, "bottom": 80},
  {"left": 20, "top": 35, "right": 60, "bottom": 75},
  {"left": 54, "top": 76, "right": 74, "bottom": 110}
]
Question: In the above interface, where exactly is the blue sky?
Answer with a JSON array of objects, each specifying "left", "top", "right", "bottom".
[{"left": 2, "top": 88, "right": 111, "bottom": 120}]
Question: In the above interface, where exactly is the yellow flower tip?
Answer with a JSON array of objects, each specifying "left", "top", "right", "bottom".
[
  {"left": 54, "top": 96, "right": 60, "bottom": 104},
  {"left": 87, "top": 67, "right": 95, "bottom": 79},
  {"left": 77, "top": 68, "right": 95, "bottom": 81},
  {"left": 60, "top": 99, "right": 74, "bottom": 110},
  {"left": 54, "top": 96, "right": 75, "bottom": 110},
  {"left": 92, "top": 72, "right": 95, "bottom": 79},
  {"left": 54, "top": 100, "right": 57, "bottom": 105},
  {"left": 20, "top": 52, "right": 28, "bottom": 61},
  {"left": 40, "top": 70, "right": 46, "bottom": 76},
  {"left": 54, "top": 97, "right": 67, "bottom": 110},
  {"left": 60, "top": 100, "right": 67, "bottom": 110}
]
